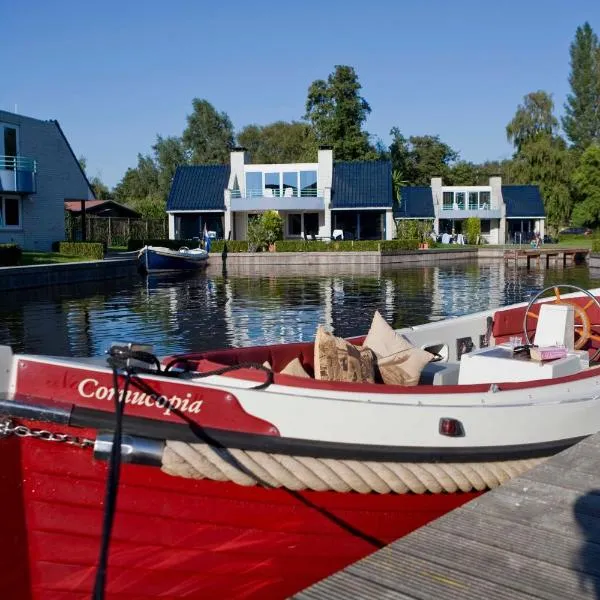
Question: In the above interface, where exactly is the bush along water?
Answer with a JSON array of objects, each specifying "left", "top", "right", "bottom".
[
  {"left": 247, "top": 211, "right": 283, "bottom": 252},
  {"left": 55, "top": 242, "right": 105, "bottom": 260}
]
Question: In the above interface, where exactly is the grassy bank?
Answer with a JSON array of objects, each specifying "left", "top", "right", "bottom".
[{"left": 20, "top": 252, "right": 93, "bottom": 266}]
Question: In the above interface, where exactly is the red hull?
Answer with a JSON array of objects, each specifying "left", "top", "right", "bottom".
[{"left": 1, "top": 420, "right": 480, "bottom": 600}]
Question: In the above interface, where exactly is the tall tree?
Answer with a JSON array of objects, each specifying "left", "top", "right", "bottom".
[
  {"left": 570, "top": 144, "right": 600, "bottom": 226},
  {"left": 562, "top": 23, "right": 600, "bottom": 149},
  {"left": 304, "top": 65, "right": 377, "bottom": 160},
  {"left": 153, "top": 135, "right": 189, "bottom": 197},
  {"left": 182, "top": 99, "right": 235, "bottom": 164},
  {"left": 237, "top": 121, "right": 317, "bottom": 163},
  {"left": 507, "top": 91, "right": 574, "bottom": 229},
  {"left": 506, "top": 91, "right": 558, "bottom": 151}
]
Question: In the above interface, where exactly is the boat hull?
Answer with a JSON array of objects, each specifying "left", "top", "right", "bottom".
[
  {"left": 1, "top": 420, "right": 479, "bottom": 600},
  {"left": 139, "top": 247, "right": 208, "bottom": 273}
]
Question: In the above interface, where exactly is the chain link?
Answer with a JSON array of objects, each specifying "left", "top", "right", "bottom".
[{"left": 0, "top": 419, "right": 94, "bottom": 449}]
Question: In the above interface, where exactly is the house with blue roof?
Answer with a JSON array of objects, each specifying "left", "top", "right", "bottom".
[
  {"left": 166, "top": 147, "right": 395, "bottom": 241},
  {"left": 395, "top": 176, "right": 546, "bottom": 244}
]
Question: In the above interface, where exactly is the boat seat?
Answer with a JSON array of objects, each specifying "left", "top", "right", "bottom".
[{"left": 418, "top": 361, "right": 460, "bottom": 386}]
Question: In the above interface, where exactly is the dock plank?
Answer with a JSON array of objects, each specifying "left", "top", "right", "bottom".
[{"left": 293, "top": 432, "right": 600, "bottom": 600}]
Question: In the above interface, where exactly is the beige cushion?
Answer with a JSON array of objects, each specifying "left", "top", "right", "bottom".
[
  {"left": 364, "top": 311, "right": 434, "bottom": 386},
  {"left": 314, "top": 325, "right": 375, "bottom": 383},
  {"left": 280, "top": 357, "right": 311, "bottom": 378},
  {"left": 262, "top": 361, "right": 272, "bottom": 370}
]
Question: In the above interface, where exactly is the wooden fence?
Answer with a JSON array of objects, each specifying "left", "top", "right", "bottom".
[{"left": 66, "top": 215, "right": 167, "bottom": 247}]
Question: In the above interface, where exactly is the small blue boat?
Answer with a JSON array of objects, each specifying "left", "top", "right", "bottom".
[{"left": 138, "top": 245, "right": 209, "bottom": 273}]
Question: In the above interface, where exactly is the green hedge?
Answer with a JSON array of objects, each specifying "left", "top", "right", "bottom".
[
  {"left": 56, "top": 242, "right": 105, "bottom": 260},
  {"left": 127, "top": 239, "right": 201, "bottom": 251},
  {"left": 592, "top": 240, "right": 600, "bottom": 253},
  {"left": 273, "top": 239, "right": 420, "bottom": 252},
  {"left": 210, "top": 240, "right": 249, "bottom": 253},
  {"left": 0, "top": 244, "right": 22, "bottom": 266}
]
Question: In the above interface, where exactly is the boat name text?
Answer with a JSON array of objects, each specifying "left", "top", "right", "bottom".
[{"left": 77, "top": 378, "right": 203, "bottom": 416}]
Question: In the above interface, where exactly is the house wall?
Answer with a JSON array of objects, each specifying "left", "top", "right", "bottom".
[{"left": 0, "top": 112, "right": 91, "bottom": 251}]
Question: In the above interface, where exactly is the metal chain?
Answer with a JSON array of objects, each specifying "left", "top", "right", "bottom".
[{"left": 0, "top": 419, "right": 94, "bottom": 449}]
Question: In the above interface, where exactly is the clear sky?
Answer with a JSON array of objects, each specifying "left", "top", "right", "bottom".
[{"left": 3, "top": 0, "right": 600, "bottom": 187}]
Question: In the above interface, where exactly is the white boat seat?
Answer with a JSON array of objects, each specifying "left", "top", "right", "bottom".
[{"left": 419, "top": 361, "right": 460, "bottom": 386}]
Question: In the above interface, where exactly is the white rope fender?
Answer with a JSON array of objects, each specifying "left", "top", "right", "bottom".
[{"left": 161, "top": 441, "right": 547, "bottom": 494}]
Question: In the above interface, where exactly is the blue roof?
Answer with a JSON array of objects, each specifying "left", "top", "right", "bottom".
[
  {"left": 331, "top": 161, "right": 393, "bottom": 208},
  {"left": 166, "top": 165, "right": 229, "bottom": 211},
  {"left": 502, "top": 185, "right": 545, "bottom": 217},
  {"left": 395, "top": 187, "right": 434, "bottom": 218}
]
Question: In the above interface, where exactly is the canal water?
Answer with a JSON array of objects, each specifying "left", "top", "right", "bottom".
[{"left": 1, "top": 261, "right": 599, "bottom": 357}]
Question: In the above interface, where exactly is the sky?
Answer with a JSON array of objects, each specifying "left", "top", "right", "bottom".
[{"left": 3, "top": 0, "right": 600, "bottom": 188}]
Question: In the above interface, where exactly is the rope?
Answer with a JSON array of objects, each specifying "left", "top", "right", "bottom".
[{"left": 161, "top": 441, "right": 547, "bottom": 495}]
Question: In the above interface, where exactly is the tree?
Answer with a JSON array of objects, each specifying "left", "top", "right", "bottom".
[
  {"left": 509, "top": 135, "right": 575, "bottom": 230},
  {"left": 78, "top": 155, "right": 112, "bottom": 199},
  {"left": 304, "top": 65, "right": 377, "bottom": 160},
  {"left": 447, "top": 161, "right": 480, "bottom": 185},
  {"left": 506, "top": 91, "right": 558, "bottom": 151},
  {"left": 237, "top": 121, "right": 317, "bottom": 163},
  {"left": 153, "top": 135, "right": 189, "bottom": 197},
  {"left": 571, "top": 144, "right": 600, "bottom": 226},
  {"left": 182, "top": 98, "right": 235, "bottom": 164},
  {"left": 562, "top": 23, "right": 600, "bottom": 149}
]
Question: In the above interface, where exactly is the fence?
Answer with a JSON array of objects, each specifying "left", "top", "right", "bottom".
[{"left": 66, "top": 215, "right": 167, "bottom": 247}]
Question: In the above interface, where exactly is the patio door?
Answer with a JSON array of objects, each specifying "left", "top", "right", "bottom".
[{"left": 0, "top": 125, "right": 18, "bottom": 169}]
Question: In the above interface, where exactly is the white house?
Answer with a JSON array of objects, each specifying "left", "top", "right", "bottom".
[
  {"left": 166, "top": 147, "right": 396, "bottom": 241},
  {"left": 0, "top": 110, "right": 93, "bottom": 251}
]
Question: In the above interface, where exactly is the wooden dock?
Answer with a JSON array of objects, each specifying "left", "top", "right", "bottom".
[
  {"left": 293, "top": 432, "right": 600, "bottom": 600},
  {"left": 504, "top": 247, "right": 590, "bottom": 268}
]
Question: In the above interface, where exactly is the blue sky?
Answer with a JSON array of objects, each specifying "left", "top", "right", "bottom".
[{"left": 3, "top": 0, "right": 599, "bottom": 187}]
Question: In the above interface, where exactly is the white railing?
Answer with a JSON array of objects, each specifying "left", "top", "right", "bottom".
[
  {"left": 0, "top": 155, "right": 36, "bottom": 171},
  {"left": 231, "top": 188, "right": 322, "bottom": 199}
]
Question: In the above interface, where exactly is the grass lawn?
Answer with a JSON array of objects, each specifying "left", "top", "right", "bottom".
[{"left": 20, "top": 252, "right": 93, "bottom": 266}]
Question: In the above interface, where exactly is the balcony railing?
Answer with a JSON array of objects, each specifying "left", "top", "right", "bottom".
[
  {"left": 231, "top": 188, "right": 322, "bottom": 199},
  {"left": 0, "top": 155, "right": 37, "bottom": 194},
  {"left": 442, "top": 203, "right": 492, "bottom": 211}
]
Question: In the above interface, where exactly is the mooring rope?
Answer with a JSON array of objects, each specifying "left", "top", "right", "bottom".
[{"left": 161, "top": 440, "right": 547, "bottom": 494}]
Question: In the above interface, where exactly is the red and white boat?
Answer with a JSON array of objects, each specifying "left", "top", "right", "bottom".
[{"left": 3, "top": 284, "right": 600, "bottom": 600}]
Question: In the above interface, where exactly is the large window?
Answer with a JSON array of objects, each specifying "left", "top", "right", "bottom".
[
  {"left": 442, "top": 191, "right": 453, "bottom": 210},
  {"left": 283, "top": 172, "right": 298, "bottom": 197},
  {"left": 0, "top": 197, "right": 20, "bottom": 228},
  {"left": 300, "top": 171, "right": 318, "bottom": 197},
  {"left": 245, "top": 172, "right": 262, "bottom": 197},
  {"left": 288, "top": 214, "right": 302, "bottom": 236},
  {"left": 264, "top": 172, "right": 280, "bottom": 197}
]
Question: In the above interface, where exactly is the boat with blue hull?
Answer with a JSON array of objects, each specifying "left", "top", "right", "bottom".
[{"left": 138, "top": 245, "right": 209, "bottom": 273}]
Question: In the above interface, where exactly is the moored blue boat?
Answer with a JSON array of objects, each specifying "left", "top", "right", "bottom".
[{"left": 138, "top": 245, "right": 209, "bottom": 273}]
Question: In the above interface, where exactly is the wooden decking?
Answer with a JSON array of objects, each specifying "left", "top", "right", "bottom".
[
  {"left": 504, "top": 247, "right": 590, "bottom": 268},
  {"left": 293, "top": 432, "right": 600, "bottom": 599}
]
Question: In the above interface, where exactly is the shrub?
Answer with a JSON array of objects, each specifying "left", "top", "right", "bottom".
[
  {"left": 57, "top": 242, "right": 105, "bottom": 260},
  {"left": 395, "top": 219, "right": 434, "bottom": 242},
  {"left": 210, "top": 240, "right": 249, "bottom": 253},
  {"left": 127, "top": 239, "right": 200, "bottom": 251},
  {"left": 592, "top": 240, "right": 600, "bottom": 253},
  {"left": 247, "top": 211, "right": 283, "bottom": 251},
  {"left": 463, "top": 218, "right": 481, "bottom": 245},
  {"left": 273, "top": 239, "right": 420, "bottom": 252},
  {"left": 0, "top": 244, "right": 22, "bottom": 266}
]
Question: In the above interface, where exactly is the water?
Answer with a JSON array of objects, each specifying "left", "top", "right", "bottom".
[{"left": 1, "top": 261, "right": 598, "bottom": 357}]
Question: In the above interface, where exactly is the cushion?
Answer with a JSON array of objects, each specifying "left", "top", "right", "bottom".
[
  {"left": 280, "top": 357, "right": 311, "bottom": 378},
  {"left": 314, "top": 326, "right": 375, "bottom": 383},
  {"left": 364, "top": 311, "right": 434, "bottom": 386}
]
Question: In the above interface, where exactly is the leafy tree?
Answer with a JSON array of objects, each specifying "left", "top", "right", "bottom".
[
  {"left": 562, "top": 23, "right": 600, "bottom": 149},
  {"left": 506, "top": 91, "right": 558, "bottom": 151},
  {"left": 78, "top": 155, "right": 112, "bottom": 199},
  {"left": 182, "top": 98, "right": 235, "bottom": 164},
  {"left": 237, "top": 121, "right": 317, "bottom": 163},
  {"left": 509, "top": 135, "right": 575, "bottom": 230},
  {"left": 247, "top": 210, "right": 283, "bottom": 251},
  {"left": 447, "top": 161, "right": 480, "bottom": 185},
  {"left": 304, "top": 65, "right": 377, "bottom": 160},
  {"left": 153, "top": 135, "right": 189, "bottom": 197},
  {"left": 571, "top": 144, "right": 600, "bottom": 226}
]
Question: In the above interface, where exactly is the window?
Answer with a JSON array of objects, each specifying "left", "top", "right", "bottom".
[
  {"left": 442, "top": 191, "right": 453, "bottom": 210},
  {"left": 300, "top": 171, "right": 318, "bottom": 196},
  {"left": 283, "top": 172, "right": 298, "bottom": 197},
  {"left": 468, "top": 192, "right": 478, "bottom": 210},
  {"left": 480, "top": 219, "right": 491, "bottom": 234},
  {"left": 245, "top": 172, "right": 262, "bottom": 197},
  {"left": 3, "top": 127, "right": 17, "bottom": 170},
  {"left": 479, "top": 191, "right": 491, "bottom": 209},
  {"left": 304, "top": 213, "right": 319, "bottom": 236},
  {"left": 0, "top": 197, "right": 20, "bottom": 227},
  {"left": 455, "top": 192, "right": 465, "bottom": 210},
  {"left": 288, "top": 214, "right": 302, "bottom": 236},
  {"left": 264, "top": 172, "right": 280, "bottom": 197}
]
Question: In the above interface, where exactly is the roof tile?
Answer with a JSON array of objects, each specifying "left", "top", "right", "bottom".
[
  {"left": 502, "top": 185, "right": 545, "bottom": 217},
  {"left": 167, "top": 165, "right": 229, "bottom": 211},
  {"left": 331, "top": 161, "right": 393, "bottom": 208},
  {"left": 395, "top": 187, "right": 434, "bottom": 218}
]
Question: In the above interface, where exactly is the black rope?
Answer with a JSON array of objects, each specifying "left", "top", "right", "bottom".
[{"left": 91, "top": 361, "right": 130, "bottom": 600}]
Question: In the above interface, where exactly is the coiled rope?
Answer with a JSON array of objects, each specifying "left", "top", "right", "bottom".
[{"left": 162, "top": 441, "right": 547, "bottom": 495}]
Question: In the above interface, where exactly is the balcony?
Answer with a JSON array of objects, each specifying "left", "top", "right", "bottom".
[
  {"left": 230, "top": 188, "right": 324, "bottom": 212},
  {"left": 0, "top": 156, "right": 37, "bottom": 194},
  {"left": 440, "top": 204, "right": 501, "bottom": 219}
]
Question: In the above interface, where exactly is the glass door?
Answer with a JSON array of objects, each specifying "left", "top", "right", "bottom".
[{"left": 1, "top": 126, "right": 18, "bottom": 170}]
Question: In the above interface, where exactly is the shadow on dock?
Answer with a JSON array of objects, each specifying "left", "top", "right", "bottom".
[{"left": 574, "top": 491, "right": 600, "bottom": 599}]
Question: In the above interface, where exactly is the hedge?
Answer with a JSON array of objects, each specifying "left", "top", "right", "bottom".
[
  {"left": 273, "top": 239, "right": 420, "bottom": 252},
  {"left": 593, "top": 240, "right": 600, "bottom": 253},
  {"left": 56, "top": 242, "right": 105, "bottom": 260},
  {"left": 127, "top": 239, "right": 201, "bottom": 251},
  {"left": 0, "top": 244, "right": 22, "bottom": 266},
  {"left": 210, "top": 240, "right": 249, "bottom": 253}
]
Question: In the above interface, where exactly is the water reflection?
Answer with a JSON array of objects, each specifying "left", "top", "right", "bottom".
[{"left": 0, "top": 263, "right": 598, "bottom": 357}]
